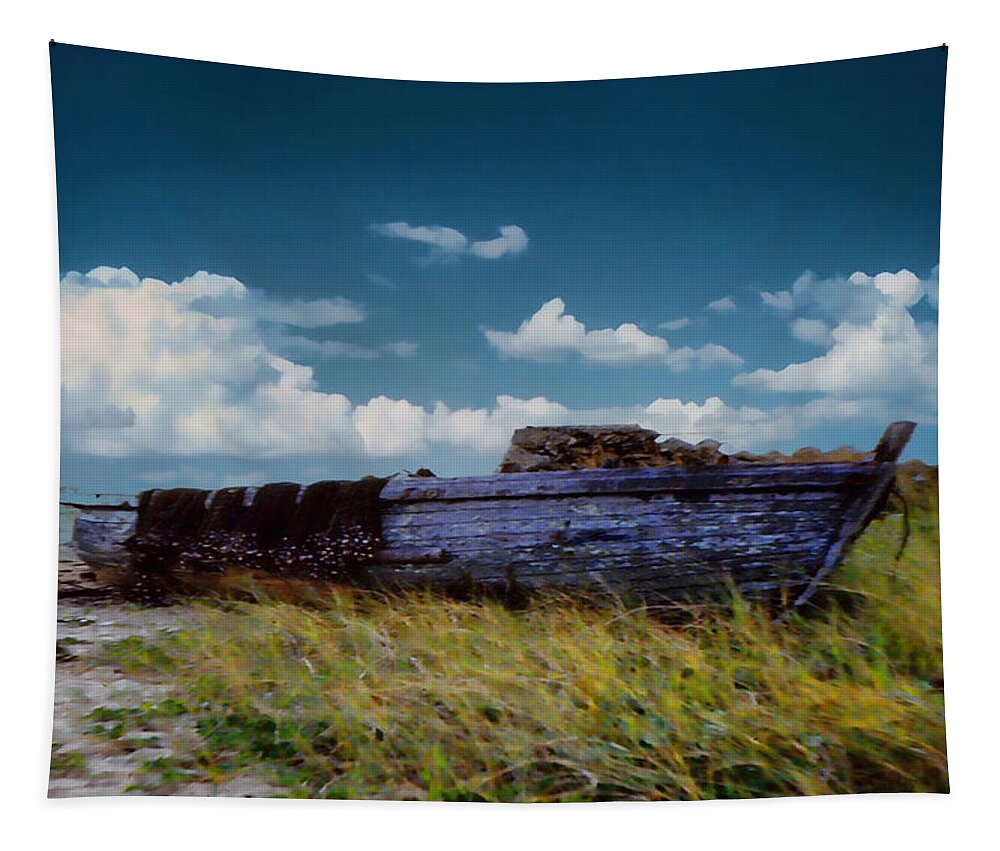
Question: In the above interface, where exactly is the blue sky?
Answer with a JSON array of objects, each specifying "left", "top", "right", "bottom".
[{"left": 51, "top": 44, "right": 945, "bottom": 493}]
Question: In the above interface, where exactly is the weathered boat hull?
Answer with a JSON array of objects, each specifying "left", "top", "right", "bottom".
[{"left": 67, "top": 422, "right": 915, "bottom": 606}]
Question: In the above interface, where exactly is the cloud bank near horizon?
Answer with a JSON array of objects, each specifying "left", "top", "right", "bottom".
[{"left": 61, "top": 266, "right": 936, "bottom": 477}]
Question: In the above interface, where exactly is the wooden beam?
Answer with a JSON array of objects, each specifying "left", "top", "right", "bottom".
[
  {"left": 380, "top": 463, "right": 879, "bottom": 502},
  {"left": 872, "top": 421, "right": 917, "bottom": 463}
]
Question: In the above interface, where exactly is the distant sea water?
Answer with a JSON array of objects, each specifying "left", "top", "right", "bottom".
[{"left": 58, "top": 504, "right": 76, "bottom": 545}]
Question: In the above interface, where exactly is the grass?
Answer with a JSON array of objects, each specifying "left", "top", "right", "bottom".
[{"left": 86, "top": 468, "right": 946, "bottom": 801}]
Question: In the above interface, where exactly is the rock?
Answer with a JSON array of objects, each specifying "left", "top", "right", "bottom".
[
  {"left": 659, "top": 437, "right": 729, "bottom": 466},
  {"left": 659, "top": 437, "right": 695, "bottom": 455},
  {"left": 498, "top": 450, "right": 551, "bottom": 472},
  {"left": 498, "top": 425, "right": 666, "bottom": 473}
]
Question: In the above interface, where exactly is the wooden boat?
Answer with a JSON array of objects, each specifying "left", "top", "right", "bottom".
[{"left": 67, "top": 421, "right": 915, "bottom": 607}]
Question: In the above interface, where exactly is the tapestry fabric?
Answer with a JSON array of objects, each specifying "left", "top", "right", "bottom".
[{"left": 50, "top": 43, "right": 948, "bottom": 800}]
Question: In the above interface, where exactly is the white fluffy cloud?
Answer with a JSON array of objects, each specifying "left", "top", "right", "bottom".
[
  {"left": 369, "top": 222, "right": 469, "bottom": 253},
  {"left": 333, "top": 392, "right": 883, "bottom": 461},
  {"left": 61, "top": 271, "right": 363, "bottom": 459},
  {"left": 658, "top": 317, "right": 691, "bottom": 331},
  {"left": 61, "top": 268, "right": 394, "bottom": 459},
  {"left": 736, "top": 301, "right": 936, "bottom": 406},
  {"left": 759, "top": 268, "right": 937, "bottom": 322},
  {"left": 353, "top": 396, "right": 430, "bottom": 457},
  {"left": 273, "top": 334, "right": 418, "bottom": 360},
  {"left": 707, "top": 296, "right": 738, "bottom": 313},
  {"left": 738, "top": 268, "right": 938, "bottom": 416},
  {"left": 468, "top": 225, "right": 529, "bottom": 259},
  {"left": 351, "top": 394, "right": 572, "bottom": 458},
  {"left": 62, "top": 266, "right": 143, "bottom": 289},
  {"left": 848, "top": 269, "right": 924, "bottom": 308},
  {"left": 66, "top": 267, "right": 367, "bottom": 328},
  {"left": 761, "top": 289, "right": 795, "bottom": 310},
  {"left": 255, "top": 295, "right": 365, "bottom": 327},
  {"left": 371, "top": 222, "right": 528, "bottom": 261},
  {"left": 789, "top": 317, "right": 834, "bottom": 348},
  {"left": 483, "top": 298, "right": 743, "bottom": 370}
]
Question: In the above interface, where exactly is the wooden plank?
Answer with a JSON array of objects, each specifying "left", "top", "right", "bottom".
[
  {"left": 383, "top": 511, "right": 831, "bottom": 536},
  {"left": 382, "top": 532, "right": 832, "bottom": 565},
  {"left": 380, "top": 462, "right": 882, "bottom": 502},
  {"left": 383, "top": 516, "right": 837, "bottom": 551},
  {"left": 382, "top": 511, "right": 839, "bottom": 543},
  {"left": 365, "top": 554, "right": 816, "bottom": 594},
  {"left": 370, "top": 544, "right": 824, "bottom": 588},
  {"left": 377, "top": 534, "right": 831, "bottom": 567},
  {"left": 522, "top": 549, "right": 808, "bottom": 572},
  {"left": 484, "top": 550, "right": 822, "bottom": 583},
  {"left": 383, "top": 489, "right": 840, "bottom": 517},
  {"left": 873, "top": 421, "right": 917, "bottom": 463},
  {"left": 375, "top": 546, "right": 450, "bottom": 564},
  {"left": 381, "top": 493, "right": 842, "bottom": 528},
  {"left": 384, "top": 504, "right": 835, "bottom": 532}
]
